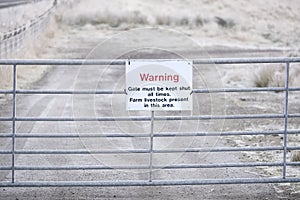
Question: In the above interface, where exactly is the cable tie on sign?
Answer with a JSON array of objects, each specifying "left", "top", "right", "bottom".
[
  {"left": 124, "top": 89, "right": 128, "bottom": 95},
  {"left": 127, "top": 57, "right": 130, "bottom": 66}
]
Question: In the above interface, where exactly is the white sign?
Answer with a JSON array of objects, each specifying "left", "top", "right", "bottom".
[{"left": 126, "top": 60, "right": 193, "bottom": 111}]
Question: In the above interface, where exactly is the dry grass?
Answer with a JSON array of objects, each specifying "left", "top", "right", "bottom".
[
  {"left": 0, "top": 66, "right": 12, "bottom": 89},
  {"left": 291, "top": 151, "right": 300, "bottom": 162},
  {"left": 62, "top": 7, "right": 211, "bottom": 28},
  {"left": 290, "top": 64, "right": 300, "bottom": 86},
  {"left": 253, "top": 64, "right": 300, "bottom": 88},
  {"left": 253, "top": 65, "right": 283, "bottom": 87},
  {"left": 67, "top": 10, "right": 148, "bottom": 27},
  {"left": 253, "top": 66, "right": 274, "bottom": 87}
]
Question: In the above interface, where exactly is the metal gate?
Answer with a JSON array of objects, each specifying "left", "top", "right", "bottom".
[{"left": 0, "top": 57, "right": 300, "bottom": 187}]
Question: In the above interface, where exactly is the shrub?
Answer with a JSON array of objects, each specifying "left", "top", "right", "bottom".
[
  {"left": 253, "top": 65, "right": 286, "bottom": 88},
  {"left": 156, "top": 15, "right": 171, "bottom": 26},
  {"left": 129, "top": 11, "right": 148, "bottom": 25},
  {"left": 214, "top": 16, "right": 235, "bottom": 28},
  {"left": 70, "top": 10, "right": 149, "bottom": 28},
  {"left": 194, "top": 16, "right": 203, "bottom": 27},
  {"left": 253, "top": 66, "right": 276, "bottom": 87},
  {"left": 178, "top": 17, "right": 189, "bottom": 26}
]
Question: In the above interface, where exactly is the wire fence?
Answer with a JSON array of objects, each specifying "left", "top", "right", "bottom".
[{"left": 0, "top": 0, "right": 56, "bottom": 59}]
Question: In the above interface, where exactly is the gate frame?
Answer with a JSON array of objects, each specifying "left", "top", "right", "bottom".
[{"left": 0, "top": 57, "right": 300, "bottom": 187}]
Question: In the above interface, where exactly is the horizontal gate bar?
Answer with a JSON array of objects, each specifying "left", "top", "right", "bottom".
[
  {"left": 2, "top": 162, "right": 297, "bottom": 171},
  {"left": 0, "top": 117, "right": 13, "bottom": 121},
  {"left": 0, "top": 114, "right": 287, "bottom": 122},
  {"left": 0, "top": 59, "right": 125, "bottom": 65},
  {"left": 15, "top": 90, "right": 125, "bottom": 94},
  {"left": 155, "top": 114, "right": 285, "bottom": 120},
  {"left": 1, "top": 178, "right": 300, "bottom": 187},
  {"left": 154, "top": 146, "right": 284, "bottom": 153},
  {"left": 1, "top": 87, "right": 300, "bottom": 95},
  {"left": 289, "top": 114, "right": 300, "bottom": 118},
  {"left": 0, "top": 57, "right": 300, "bottom": 65},
  {"left": 0, "top": 146, "right": 292, "bottom": 154},
  {"left": 1, "top": 117, "right": 151, "bottom": 121},
  {"left": 0, "top": 90, "right": 13, "bottom": 94},
  {"left": 193, "top": 87, "right": 286, "bottom": 93},
  {"left": 195, "top": 87, "right": 300, "bottom": 93},
  {"left": 2, "top": 130, "right": 299, "bottom": 138},
  {"left": 1, "top": 113, "right": 298, "bottom": 122},
  {"left": 193, "top": 57, "right": 300, "bottom": 64}
]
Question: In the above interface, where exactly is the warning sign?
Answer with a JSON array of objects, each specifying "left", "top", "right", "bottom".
[{"left": 126, "top": 60, "right": 193, "bottom": 111}]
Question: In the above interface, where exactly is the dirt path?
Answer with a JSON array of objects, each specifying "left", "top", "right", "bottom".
[{"left": 0, "top": 26, "right": 298, "bottom": 199}]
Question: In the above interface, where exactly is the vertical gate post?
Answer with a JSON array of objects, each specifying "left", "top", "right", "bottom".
[
  {"left": 149, "top": 111, "right": 154, "bottom": 182},
  {"left": 282, "top": 62, "right": 290, "bottom": 179},
  {"left": 11, "top": 64, "right": 17, "bottom": 183}
]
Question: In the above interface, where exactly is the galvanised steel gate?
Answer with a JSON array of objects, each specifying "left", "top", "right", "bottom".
[{"left": 0, "top": 57, "right": 300, "bottom": 187}]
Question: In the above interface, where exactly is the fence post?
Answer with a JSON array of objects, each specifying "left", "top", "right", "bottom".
[{"left": 282, "top": 62, "right": 290, "bottom": 179}]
